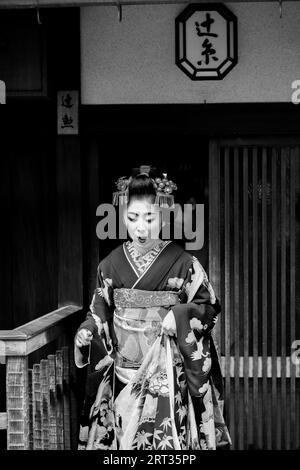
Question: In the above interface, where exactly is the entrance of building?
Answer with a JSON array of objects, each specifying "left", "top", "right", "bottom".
[{"left": 81, "top": 108, "right": 300, "bottom": 450}]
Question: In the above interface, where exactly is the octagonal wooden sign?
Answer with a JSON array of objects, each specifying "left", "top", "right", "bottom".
[{"left": 175, "top": 3, "right": 238, "bottom": 80}]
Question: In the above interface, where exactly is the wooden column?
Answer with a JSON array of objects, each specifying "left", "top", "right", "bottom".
[
  {"left": 6, "top": 356, "right": 29, "bottom": 450},
  {"left": 32, "top": 364, "right": 42, "bottom": 450},
  {"left": 208, "top": 141, "right": 221, "bottom": 351}
]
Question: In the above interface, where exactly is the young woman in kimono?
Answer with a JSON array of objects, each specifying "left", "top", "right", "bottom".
[{"left": 75, "top": 169, "right": 231, "bottom": 450}]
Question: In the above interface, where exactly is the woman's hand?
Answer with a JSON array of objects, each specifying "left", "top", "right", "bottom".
[
  {"left": 75, "top": 328, "right": 93, "bottom": 348},
  {"left": 162, "top": 310, "right": 177, "bottom": 337}
]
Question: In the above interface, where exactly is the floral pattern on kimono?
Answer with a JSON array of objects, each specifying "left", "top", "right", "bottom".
[{"left": 75, "top": 242, "right": 231, "bottom": 450}]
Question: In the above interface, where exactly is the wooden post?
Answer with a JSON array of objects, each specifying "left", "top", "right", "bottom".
[
  {"left": 28, "top": 369, "right": 33, "bottom": 449},
  {"left": 208, "top": 140, "right": 221, "bottom": 351},
  {"left": 55, "top": 350, "right": 64, "bottom": 450},
  {"left": 32, "top": 364, "right": 42, "bottom": 450},
  {"left": 62, "top": 347, "right": 71, "bottom": 450},
  {"left": 6, "top": 356, "right": 29, "bottom": 450},
  {"left": 48, "top": 355, "right": 57, "bottom": 450},
  {"left": 40, "top": 359, "right": 50, "bottom": 450}
]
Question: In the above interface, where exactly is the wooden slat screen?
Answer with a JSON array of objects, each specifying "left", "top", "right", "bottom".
[
  {"left": 27, "top": 347, "right": 72, "bottom": 450},
  {"left": 209, "top": 141, "right": 300, "bottom": 450}
]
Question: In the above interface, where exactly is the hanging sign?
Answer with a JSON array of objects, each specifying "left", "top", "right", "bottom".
[
  {"left": 175, "top": 3, "right": 238, "bottom": 80},
  {"left": 0, "top": 80, "right": 6, "bottom": 104},
  {"left": 57, "top": 90, "right": 79, "bottom": 135}
]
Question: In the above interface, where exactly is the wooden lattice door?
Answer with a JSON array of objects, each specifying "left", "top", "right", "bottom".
[{"left": 209, "top": 138, "right": 300, "bottom": 450}]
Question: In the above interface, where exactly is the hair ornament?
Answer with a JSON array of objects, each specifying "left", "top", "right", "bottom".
[
  {"left": 112, "top": 176, "right": 131, "bottom": 205},
  {"left": 153, "top": 173, "right": 177, "bottom": 208}
]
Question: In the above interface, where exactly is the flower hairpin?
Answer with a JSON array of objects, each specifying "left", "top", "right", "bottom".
[{"left": 153, "top": 174, "right": 177, "bottom": 208}]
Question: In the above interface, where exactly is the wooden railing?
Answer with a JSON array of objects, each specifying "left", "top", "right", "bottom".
[{"left": 0, "top": 305, "right": 83, "bottom": 450}]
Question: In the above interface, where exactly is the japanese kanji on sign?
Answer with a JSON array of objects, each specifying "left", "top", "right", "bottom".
[
  {"left": 175, "top": 3, "right": 238, "bottom": 80},
  {"left": 57, "top": 90, "right": 79, "bottom": 135}
]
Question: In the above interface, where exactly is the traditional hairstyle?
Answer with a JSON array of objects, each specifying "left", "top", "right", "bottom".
[
  {"left": 112, "top": 165, "right": 177, "bottom": 208},
  {"left": 127, "top": 173, "right": 157, "bottom": 204}
]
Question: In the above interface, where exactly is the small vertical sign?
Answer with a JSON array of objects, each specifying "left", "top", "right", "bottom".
[
  {"left": 0, "top": 80, "right": 6, "bottom": 104},
  {"left": 57, "top": 90, "right": 79, "bottom": 135}
]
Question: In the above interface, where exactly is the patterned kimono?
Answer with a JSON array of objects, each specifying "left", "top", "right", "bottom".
[{"left": 75, "top": 240, "right": 231, "bottom": 450}]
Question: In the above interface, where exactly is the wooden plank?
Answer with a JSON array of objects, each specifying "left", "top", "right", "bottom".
[
  {"left": 0, "top": 412, "right": 7, "bottom": 430},
  {"left": 10, "top": 137, "right": 58, "bottom": 328},
  {"left": 14, "top": 305, "right": 82, "bottom": 338},
  {"left": 233, "top": 148, "right": 241, "bottom": 449},
  {"left": 289, "top": 148, "right": 296, "bottom": 449},
  {"left": 69, "top": 346, "right": 79, "bottom": 450},
  {"left": 252, "top": 148, "right": 259, "bottom": 449},
  {"left": 208, "top": 141, "right": 221, "bottom": 352},
  {"left": 285, "top": 149, "right": 291, "bottom": 450},
  {"left": 271, "top": 147, "right": 278, "bottom": 449},
  {"left": 224, "top": 147, "right": 232, "bottom": 447},
  {"left": 48, "top": 355, "right": 57, "bottom": 450},
  {"left": 0, "top": 0, "right": 298, "bottom": 8},
  {"left": 261, "top": 147, "right": 271, "bottom": 449},
  {"left": 56, "top": 136, "right": 83, "bottom": 308},
  {"left": 6, "top": 356, "right": 29, "bottom": 450},
  {"left": 40, "top": 359, "right": 49, "bottom": 450},
  {"left": 28, "top": 368, "right": 33, "bottom": 449},
  {"left": 243, "top": 148, "right": 250, "bottom": 449},
  {"left": 56, "top": 350, "right": 64, "bottom": 450},
  {"left": 295, "top": 151, "right": 300, "bottom": 450},
  {"left": 215, "top": 136, "right": 300, "bottom": 147},
  {"left": 32, "top": 364, "right": 42, "bottom": 450},
  {"left": 219, "top": 356, "right": 300, "bottom": 378},
  {"left": 280, "top": 149, "right": 287, "bottom": 450},
  {"left": 62, "top": 347, "right": 71, "bottom": 450},
  {"left": 0, "top": 305, "right": 81, "bottom": 356}
]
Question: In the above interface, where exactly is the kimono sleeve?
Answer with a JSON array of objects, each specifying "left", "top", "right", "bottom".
[
  {"left": 172, "top": 257, "right": 221, "bottom": 334},
  {"left": 171, "top": 257, "right": 222, "bottom": 397},
  {"left": 74, "top": 263, "right": 115, "bottom": 368}
]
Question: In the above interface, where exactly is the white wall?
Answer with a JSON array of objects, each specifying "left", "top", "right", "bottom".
[{"left": 81, "top": 2, "right": 300, "bottom": 104}]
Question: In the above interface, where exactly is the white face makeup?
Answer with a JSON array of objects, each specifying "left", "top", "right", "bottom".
[{"left": 124, "top": 198, "right": 161, "bottom": 252}]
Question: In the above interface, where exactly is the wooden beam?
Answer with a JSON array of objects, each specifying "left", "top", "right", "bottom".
[
  {"left": 0, "top": 0, "right": 297, "bottom": 8},
  {"left": 0, "top": 305, "right": 82, "bottom": 356},
  {"left": 219, "top": 357, "right": 300, "bottom": 378},
  {"left": 0, "top": 412, "right": 7, "bottom": 430}
]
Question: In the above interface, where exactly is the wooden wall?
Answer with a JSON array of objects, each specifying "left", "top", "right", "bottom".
[
  {"left": 0, "top": 7, "right": 81, "bottom": 330},
  {"left": 0, "top": 9, "right": 82, "bottom": 449}
]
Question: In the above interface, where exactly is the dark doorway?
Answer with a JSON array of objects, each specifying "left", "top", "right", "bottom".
[{"left": 81, "top": 130, "right": 210, "bottom": 309}]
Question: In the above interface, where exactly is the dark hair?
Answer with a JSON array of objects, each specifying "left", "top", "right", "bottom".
[{"left": 128, "top": 174, "right": 156, "bottom": 204}]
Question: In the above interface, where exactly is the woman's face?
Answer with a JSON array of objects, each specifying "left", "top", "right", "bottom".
[{"left": 124, "top": 197, "right": 161, "bottom": 250}]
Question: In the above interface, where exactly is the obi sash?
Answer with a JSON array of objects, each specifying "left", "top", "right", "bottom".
[{"left": 113, "top": 288, "right": 180, "bottom": 377}]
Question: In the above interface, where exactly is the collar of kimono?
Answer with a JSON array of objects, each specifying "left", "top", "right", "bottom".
[
  {"left": 131, "top": 238, "right": 163, "bottom": 257},
  {"left": 109, "top": 241, "right": 186, "bottom": 290},
  {"left": 124, "top": 240, "right": 171, "bottom": 284}
]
